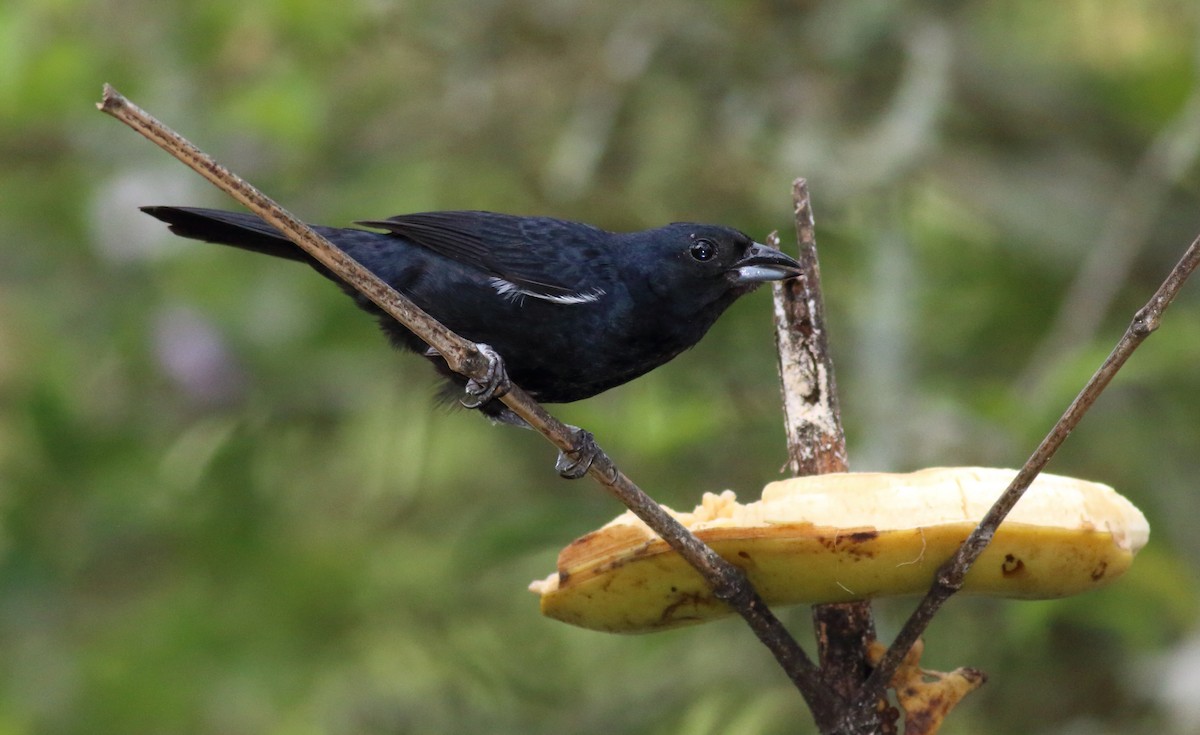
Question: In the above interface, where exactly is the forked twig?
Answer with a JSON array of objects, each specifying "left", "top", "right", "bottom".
[
  {"left": 96, "top": 84, "right": 842, "bottom": 723},
  {"left": 852, "top": 231, "right": 1200, "bottom": 715}
]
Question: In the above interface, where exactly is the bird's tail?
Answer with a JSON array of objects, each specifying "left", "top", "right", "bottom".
[{"left": 140, "top": 206, "right": 312, "bottom": 263}]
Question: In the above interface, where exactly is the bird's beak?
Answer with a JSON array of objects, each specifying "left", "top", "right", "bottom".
[{"left": 728, "top": 242, "right": 803, "bottom": 284}]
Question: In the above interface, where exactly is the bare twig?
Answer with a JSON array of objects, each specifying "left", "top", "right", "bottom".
[
  {"left": 853, "top": 229, "right": 1200, "bottom": 713},
  {"left": 97, "top": 85, "right": 840, "bottom": 721},
  {"left": 774, "top": 180, "right": 888, "bottom": 735},
  {"left": 773, "top": 179, "right": 849, "bottom": 478}
]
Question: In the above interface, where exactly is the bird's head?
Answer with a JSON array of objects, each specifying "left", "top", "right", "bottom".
[{"left": 629, "top": 224, "right": 802, "bottom": 308}]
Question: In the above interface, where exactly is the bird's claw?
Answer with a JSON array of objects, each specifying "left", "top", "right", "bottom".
[
  {"left": 460, "top": 343, "right": 511, "bottom": 409},
  {"left": 555, "top": 426, "right": 598, "bottom": 480}
]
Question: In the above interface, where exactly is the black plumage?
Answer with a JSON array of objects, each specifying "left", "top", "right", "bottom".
[{"left": 142, "top": 206, "right": 801, "bottom": 425}]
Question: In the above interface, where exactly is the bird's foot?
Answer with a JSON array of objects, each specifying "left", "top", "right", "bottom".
[
  {"left": 555, "top": 426, "right": 598, "bottom": 480},
  {"left": 460, "top": 343, "right": 511, "bottom": 409}
]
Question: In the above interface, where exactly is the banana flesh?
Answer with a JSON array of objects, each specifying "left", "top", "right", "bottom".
[{"left": 530, "top": 467, "right": 1149, "bottom": 633}]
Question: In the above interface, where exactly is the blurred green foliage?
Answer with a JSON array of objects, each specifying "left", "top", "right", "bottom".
[{"left": 2, "top": 0, "right": 1200, "bottom": 732}]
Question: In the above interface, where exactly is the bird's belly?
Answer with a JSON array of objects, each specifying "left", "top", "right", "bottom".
[
  {"left": 487, "top": 322, "right": 696, "bottom": 404},
  {"left": 391, "top": 278, "right": 706, "bottom": 404}
]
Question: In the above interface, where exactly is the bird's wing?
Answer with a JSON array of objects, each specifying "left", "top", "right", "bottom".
[{"left": 356, "top": 211, "right": 607, "bottom": 304}]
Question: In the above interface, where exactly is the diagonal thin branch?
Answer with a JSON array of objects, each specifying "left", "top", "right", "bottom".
[
  {"left": 852, "top": 228, "right": 1200, "bottom": 714},
  {"left": 97, "top": 84, "right": 841, "bottom": 721}
]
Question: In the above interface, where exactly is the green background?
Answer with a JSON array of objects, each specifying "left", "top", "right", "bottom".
[{"left": 2, "top": 1, "right": 1199, "bottom": 732}]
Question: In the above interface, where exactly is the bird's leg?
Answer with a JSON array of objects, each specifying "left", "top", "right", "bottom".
[
  {"left": 460, "top": 343, "right": 511, "bottom": 409},
  {"left": 555, "top": 426, "right": 598, "bottom": 480},
  {"left": 429, "top": 342, "right": 593, "bottom": 478}
]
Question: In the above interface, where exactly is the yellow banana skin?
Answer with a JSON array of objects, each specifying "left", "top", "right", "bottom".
[{"left": 530, "top": 468, "right": 1149, "bottom": 634}]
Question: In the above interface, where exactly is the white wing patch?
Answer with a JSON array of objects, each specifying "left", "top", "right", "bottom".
[{"left": 488, "top": 277, "right": 605, "bottom": 306}]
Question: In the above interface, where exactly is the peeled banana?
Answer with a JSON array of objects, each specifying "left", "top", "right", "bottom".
[{"left": 529, "top": 467, "right": 1149, "bottom": 633}]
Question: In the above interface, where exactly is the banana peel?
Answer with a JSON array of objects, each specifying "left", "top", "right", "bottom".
[
  {"left": 867, "top": 639, "right": 986, "bottom": 735},
  {"left": 529, "top": 467, "right": 1149, "bottom": 633}
]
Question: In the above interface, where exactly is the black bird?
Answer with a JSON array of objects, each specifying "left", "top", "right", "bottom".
[{"left": 142, "top": 207, "right": 801, "bottom": 474}]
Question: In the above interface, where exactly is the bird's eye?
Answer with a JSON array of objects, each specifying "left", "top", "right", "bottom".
[{"left": 689, "top": 238, "right": 717, "bottom": 262}]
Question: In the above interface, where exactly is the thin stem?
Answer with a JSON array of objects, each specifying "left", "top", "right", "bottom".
[
  {"left": 97, "top": 84, "right": 839, "bottom": 720},
  {"left": 852, "top": 230, "right": 1200, "bottom": 713}
]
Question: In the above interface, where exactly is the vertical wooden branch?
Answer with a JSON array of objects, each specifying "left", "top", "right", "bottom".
[
  {"left": 773, "top": 179, "right": 849, "bottom": 477},
  {"left": 773, "top": 180, "right": 888, "bottom": 733}
]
